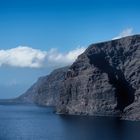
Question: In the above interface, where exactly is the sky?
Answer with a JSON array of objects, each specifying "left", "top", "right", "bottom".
[{"left": 0, "top": 0, "right": 140, "bottom": 98}]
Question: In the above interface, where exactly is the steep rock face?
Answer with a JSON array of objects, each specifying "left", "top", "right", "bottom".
[
  {"left": 57, "top": 35, "right": 140, "bottom": 118},
  {"left": 122, "top": 102, "right": 140, "bottom": 120},
  {"left": 18, "top": 66, "right": 69, "bottom": 106}
]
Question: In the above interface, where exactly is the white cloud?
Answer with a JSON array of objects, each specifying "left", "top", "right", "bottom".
[
  {"left": 113, "top": 28, "right": 133, "bottom": 40},
  {"left": 0, "top": 46, "right": 47, "bottom": 68},
  {"left": 46, "top": 47, "right": 85, "bottom": 67},
  {"left": 0, "top": 46, "right": 86, "bottom": 68}
]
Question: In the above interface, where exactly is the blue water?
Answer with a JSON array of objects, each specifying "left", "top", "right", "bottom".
[{"left": 0, "top": 104, "right": 140, "bottom": 140}]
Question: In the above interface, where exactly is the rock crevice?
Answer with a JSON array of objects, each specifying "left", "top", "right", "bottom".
[{"left": 87, "top": 51, "right": 135, "bottom": 111}]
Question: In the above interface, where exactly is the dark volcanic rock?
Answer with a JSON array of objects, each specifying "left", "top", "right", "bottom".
[
  {"left": 57, "top": 35, "right": 140, "bottom": 119},
  {"left": 17, "top": 35, "right": 140, "bottom": 121},
  {"left": 18, "top": 66, "right": 69, "bottom": 106}
]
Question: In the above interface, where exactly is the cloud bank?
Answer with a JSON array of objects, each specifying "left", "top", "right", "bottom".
[
  {"left": 2, "top": 28, "right": 134, "bottom": 69},
  {"left": 113, "top": 28, "right": 133, "bottom": 40},
  {"left": 0, "top": 46, "right": 86, "bottom": 68}
]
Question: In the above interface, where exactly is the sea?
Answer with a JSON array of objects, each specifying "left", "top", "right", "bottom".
[{"left": 0, "top": 104, "right": 140, "bottom": 140}]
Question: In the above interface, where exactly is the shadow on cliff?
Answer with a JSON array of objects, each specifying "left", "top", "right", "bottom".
[{"left": 87, "top": 51, "right": 135, "bottom": 111}]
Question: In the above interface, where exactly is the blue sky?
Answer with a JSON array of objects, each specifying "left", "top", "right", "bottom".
[{"left": 0, "top": 0, "right": 140, "bottom": 98}]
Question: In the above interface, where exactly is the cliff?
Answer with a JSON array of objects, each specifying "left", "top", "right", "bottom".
[
  {"left": 57, "top": 35, "right": 140, "bottom": 120},
  {"left": 18, "top": 35, "right": 140, "bottom": 121},
  {"left": 17, "top": 66, "right": 69, "bottom": 106}
]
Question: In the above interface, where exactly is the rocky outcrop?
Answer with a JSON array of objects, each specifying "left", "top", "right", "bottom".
[
  {"left": 17, "top": 66, "right": 69, "bottom": 106},
  {"left": 122, "top": 102, "right": 140, "bottom": 121},
  {"left": 57, "top": 35, "right": 140, "bottom": 119}
]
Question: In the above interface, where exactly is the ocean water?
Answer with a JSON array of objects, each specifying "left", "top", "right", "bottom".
[{"left": 0, "top": 104, "right": 140, "bottom": 140}]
